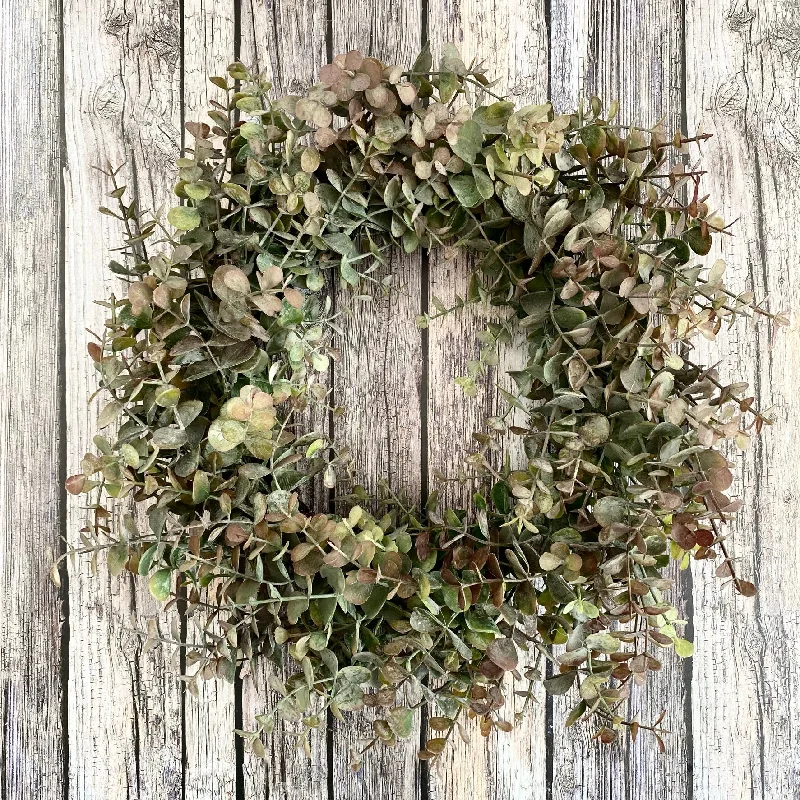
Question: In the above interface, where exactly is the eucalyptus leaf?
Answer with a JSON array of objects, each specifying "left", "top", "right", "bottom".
[
  {"left": 452, "top": 120, "right": 483, "bottom": 164},
  {"left": 148, "top": 569, "right": 172, "bottom": 601},
  {"left": 168, "top": 205, "right": 201, "bottom": 231},
  {"left": 449, "top": 174, "right": 482, "bottom": 208}
]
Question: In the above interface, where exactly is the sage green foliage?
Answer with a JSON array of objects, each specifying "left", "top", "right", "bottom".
[{"left": 66, "top": 44, "right": 784, "bottom": 762}]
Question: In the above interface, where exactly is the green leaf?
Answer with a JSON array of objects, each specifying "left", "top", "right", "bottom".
[
  {"left": 546, "top": 392, "right": 585, "bottom": 410},
  {"left": 138, "top": 544, "right": 158, "bottom": 575},
  {"left": 152, "top": 427, "right": 188, "bottom": 448},
  {"left": 276, "top": 696, "right": 302, "bottom": 722},
  {"left": 208, "top": 419, "right": 246, "bottom": 452},
  {"left": 338, "top": 665, "right": 372, "bottom": 684},
  {"left": 332, "top": 681, "right": 364, "bottom": 711},
  {"left": 450, "top": 174, "right": 482, "bottom": 208},
  {"left": 340, "top": 261, "right": 360, "bottom": 285},
  {"left": 149, "top": 568, "right": 172, "bottom": 601},
  {"left": 167, "top": 205, "right": 201, "bottom": 231},
  {"left": 491, "top": 481, "right": 511, "bottom": 514},
  {"left": 222, "top": 183, "right": 252, "bottom": 206},
  {"left": 409, "top": 608, "right": 440, "bottom": 634},
  {"left": 657, "top": 237, "right": 691, "bottom": 264},
  {"left": 402, "top": 229, "right": 420, "bottom": 254},
  {"left": 184, "top": 181, "right": 212, "bottom": 200},
  {"left": 239, "top": 121, "right": 265, "bottom": 140},
  {"left": 580, "top": 125, "right": 607, "bottom": 159},
  {"left": 543, "top": 670, "right": 577, "bottom": 695},
  {"left": 465, "top": 608, "right": 501, "bottom": 635},
  {"left": 543, "top": 209, "right": 572, "bottom": 239},
  {"left": 227, "top": 61, "right": 248, "bottom": 79},
  {"left": 472, "top": 167, "right": 494, "bottom": 200},
  {"left": 586, "top": 183, "right": 606, "bottom": 215},
  {"left": 520, "top": 291, "right": 552, "bottom": 325},
  {"left": 374, "top": 115, "right": 407, "bottom": 144},
  {"left": 544, "top": 353, "right": 566, "bottom": 385},
  {"left": 440, "top": 44, "right": 467, "bottom": 74},
  {"left": 579, "top": 673, "right": 608, "bottom": 701},
  {"left": 362, "top": 583, "right": 391, "bottom": 619},
  {"left": 572, "top": 599, "right": 601, "bottom": 621},
  {"left": 343, "top": 581, "right": 372, "bottom": 605},
  {"left": 546, "top": 573, "right": 577, "bottom": 604},
  {"left": 552, "top": 306, "right": 587, "bottom": 330},
  {"left": 592, "top": 496, "right": 628, "bottom": 527},
  {"left": 539, "top": 552, "right": 563, "bottom": 571},
  {"left": 108, "top": 543, "right": 129, "bottom": 577},
  {"left": 412, "top": 44, "right": 433, "bottom": 74},
  {"left": 448, "top": 630, "right": 473, "bottom": 660},
  {"left": 324, "top": 232, "right": 358, "bottom": 258},
  {"left": 192, "top": 470, "right": 210, "bottom": 504},
  {"left": 585, "top": 632, "right": 621, "bottom": 654},
  {"left": 674, "top": 637, "right": 695, "bottom": 657},
  {"left": 476, "top": 101, "right": 514, "bottom": 131},
  {"left": 306, "top": 438, "right": 325, "bottom": 458},
  {"left": 620, "top": 357, "right": 647, "bottom": 392},
  {"left": 501, "top": 186, "right": 528, "bottom": 220},
  {"left": 583, "top": 207, "right": 612, "bottom": 235},
  {"left": 175, "top": 400, "right": 204, "bottom": 427},
  {"left": 438, "top": 72, "right": 459, "bottom": 103},
  {"left": 579, "top": 414, "right": 611, "bottom": 446},
  {"left": 154, "top": 385, "right": 180, "bottom": 407},
  {"left": 685, "top": 225, "right": 712, "bottom": 255},
  {"left": 565, "top": 700, "right": 587, "bottom": 726},
  {"left": 452, "top": 120, "right": 483, "bottom": 164},
  {"left": 97, "top": 400, "right": 123, "bottom": 429},
  {"left": 120, "top": 444, "right": 140, "bottom": 468},
  {"left": 387, "top": 707, "right": 414, "bottom": 739}
]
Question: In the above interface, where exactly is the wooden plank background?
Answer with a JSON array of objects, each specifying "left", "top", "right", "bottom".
[{"left": 2, "top": 0, "right": 799, "bottom": 798}]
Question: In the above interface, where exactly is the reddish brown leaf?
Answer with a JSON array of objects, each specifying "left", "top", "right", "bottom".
[
  {"left": 65, "top": 474, "right": 86, "bottom": 495},
  {"left": 486, "top": 637, "right": 518, "bottom": 671},
  {"left": 738, "top": 580, "right": 757, "bottom": 597}
]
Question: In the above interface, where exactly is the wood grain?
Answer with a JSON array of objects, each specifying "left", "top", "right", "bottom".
[
  {"left": 546, "top": 14, "right": 628, "bottom": 796},
  {"left": 326, "top": 3, "right": 426, "bottom": 798},
  {"left": 547, "top": 4, "right": 691, "bottom": 799},
  {"left": 0, "top": 0, "right": 64, "bottom": 797},
  {"left": 424, "top": 4, "right": 549, "bottom": 799},
  {"left": 238, "top": 2, "right": 331, "bottom": 798},
  {"left": 240, "top": 0, "right": 332, "bottom": 513},
  {"left": 181, "top": 4, "right": 239, "bottom": 798},
  {"left": 62, "top": 1, "right": 184, "bottom": 798},
  {"left": 685, "top": 2, "right": 800, "bottom": 798}
]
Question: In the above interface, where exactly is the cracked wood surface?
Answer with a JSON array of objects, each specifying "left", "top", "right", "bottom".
[{"left": 2, "top": 1, "right": 800, "bottom": 798}]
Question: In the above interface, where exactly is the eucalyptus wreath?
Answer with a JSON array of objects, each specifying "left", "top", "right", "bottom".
[{"left": 64, "top": 44, "right": 785, "bottom": 763}]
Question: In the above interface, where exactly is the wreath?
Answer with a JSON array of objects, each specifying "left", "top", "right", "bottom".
[{"left": 65, "top": 44, "right": 785, "bottom": 762}]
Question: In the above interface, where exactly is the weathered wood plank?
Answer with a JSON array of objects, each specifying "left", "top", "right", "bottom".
[
  {"left": 184, "top": 1, "right": 237, "bottom": 130},
  {"left": 547, "top": 3, "right": 690, "bottom": 799},
  {"left": 40, "top": 3, "right": 800, "bottom": 800},
  {"left": 63, "top": 1, "right": 184, "bottom": 797},
  {"left": 0, "top": 0, "right": 64, "bottom": 797},
  {"left": 181, "top": 5, "right": 240, "bottom": 797},
  {"left": 238, "top": 2, "right": 332, "bottom": 798},
  {"left": 424, "top": 3, "right": 549, "bottom": 799},
  {"left": 326, "top": 1, "right": 426, "bottom": 797},
  {"left": 548, "top": 1, "right": 589, "bottom": 116},
  {"left": 240, "top": 0, "right": 329, "bottom": 95},
  {"left": 328, "top": 1, "right": 426, "bottom": 507},
  {"left": 685, "top": 2, "right": 800, "bottom": 798},
  {"left": 239, "top": 0, "right": 332, "bottom": 515},
  {"left": 601, "top": 6, "right": 692, "bottom": 798}
]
